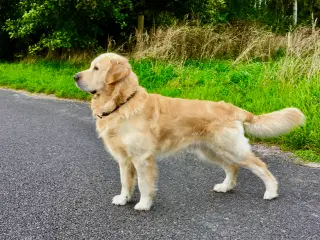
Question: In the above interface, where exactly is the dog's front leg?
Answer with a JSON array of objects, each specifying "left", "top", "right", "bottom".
[
  {"left": 132, "top": 156, "right": 158, "bottom": 211},
  {"left": 112, "top": 159, "right": 136, "bottom": 205}
]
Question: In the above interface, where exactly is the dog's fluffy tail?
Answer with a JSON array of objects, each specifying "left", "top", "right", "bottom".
[{"left": 239, "top": 108, "right": 305, "bottom": 138}]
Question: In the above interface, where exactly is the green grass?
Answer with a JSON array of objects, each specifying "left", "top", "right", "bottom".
[
  {"left": 0, "top": 60, "right": 88, "bottom": 99},
  {"left": 295, "top": 150, "right": 320, "bottom": 163},
  {"left": 0, "top": 58, "right": 319, "bottom": 162}
]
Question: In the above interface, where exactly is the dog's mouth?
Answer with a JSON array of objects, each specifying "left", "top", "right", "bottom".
[{"left": 75, "top": 81, "right": 97, "bottom": 94}]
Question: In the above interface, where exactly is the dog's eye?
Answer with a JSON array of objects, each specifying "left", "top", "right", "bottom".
[{"left": 94, "top": 66, "right": 99, "bottom": 70}]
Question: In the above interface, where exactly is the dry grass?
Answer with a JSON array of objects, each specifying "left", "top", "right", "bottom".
[
  {"left": 124, "top": 21, "right": 320, "bottom": 83},
  {"left": 129, "top": 21, "right": 320, "bottom": 63},
  {"left": 277, "top": 28, "right": 320, "bottom": 82},
  {"left": 131, "top": 22, "right": 278, "bottom": 61},
  {"left": 29, "top": 22, "right": 319, "bottom": 74}
]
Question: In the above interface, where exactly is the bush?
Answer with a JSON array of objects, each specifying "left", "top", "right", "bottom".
[{"left": 4, "top": 0, "right": 133, "bottom": 54}]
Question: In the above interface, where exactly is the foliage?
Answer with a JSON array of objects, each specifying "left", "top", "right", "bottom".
[
  {"left": 2, "top": 0, "right": 319, "bottom": 58},
  {"left": 2, "top": 0, "right": 227, "bottom": 55},
  {"left": 4, "top": 0, "right": 133, "bottom": 54},
  {"left": 224, "top": 0, "right": 320, "bottom": 30},
  {"left": 193, "top": 0, "right": 227, "bottom": 23},
  {"left": 0, "top": 0, "right": 20, "bottom": 59}
]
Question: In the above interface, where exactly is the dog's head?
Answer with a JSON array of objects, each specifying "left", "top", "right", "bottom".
[{"left": 74, "top": 53, "right": 131, "bottom": 93}]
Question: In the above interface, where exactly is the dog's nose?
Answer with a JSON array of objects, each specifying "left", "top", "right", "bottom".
[{"left": 74, "top": 73, "right": 80, "bottom": 81}]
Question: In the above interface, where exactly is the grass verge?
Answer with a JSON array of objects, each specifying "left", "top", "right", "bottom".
[
  {"left": 0, "top": 58, "right": 319, "bottom": 162},
  {"left": 0, "top": 61, "right": 88, "bottom": 100}
]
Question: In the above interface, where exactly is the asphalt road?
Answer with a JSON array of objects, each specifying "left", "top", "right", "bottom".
[{"left": 1, "top": 89, "right": 319, "bottom": 240}]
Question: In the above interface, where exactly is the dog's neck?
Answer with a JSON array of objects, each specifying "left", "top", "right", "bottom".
[
  {"left": 96, "top": 89, "right": 138, "bottom": 118},
  {"left": 91, "top": 71, "right": 141, "bottom": 119}
]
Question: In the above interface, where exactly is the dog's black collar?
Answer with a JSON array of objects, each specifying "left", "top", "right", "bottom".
[{"left": 97, "top": 90, "right": 138, "bottom": 119}]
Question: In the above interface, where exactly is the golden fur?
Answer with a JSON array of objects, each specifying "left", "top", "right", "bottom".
[{"left": 74, "top": 53, "right": 305, "bottom": 210}]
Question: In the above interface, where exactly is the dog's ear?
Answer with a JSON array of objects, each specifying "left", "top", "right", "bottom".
[{"left": 106, "top": 59, "right": 130, "bottom": 84}]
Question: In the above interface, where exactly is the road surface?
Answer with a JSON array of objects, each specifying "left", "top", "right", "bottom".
[{"left": 1, "top": 89, "right": 319, "bottom": 239}]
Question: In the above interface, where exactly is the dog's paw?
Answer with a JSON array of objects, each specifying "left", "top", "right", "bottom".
[
  {"left": 263, "top": 191, "right": 278, "bottom": 200},
  {"left": 112, "top": 195, "right": 128, "bottom": 205},
  {"left": 213, "top": 183, "right": 232, "bottom": 193},
  {"left": 134, "top": 198, "right": 152, "bottom": 211}
]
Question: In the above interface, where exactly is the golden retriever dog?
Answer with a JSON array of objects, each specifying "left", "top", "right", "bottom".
[{"left": 74, "top": 53, "right": 305, "bottom": 211}]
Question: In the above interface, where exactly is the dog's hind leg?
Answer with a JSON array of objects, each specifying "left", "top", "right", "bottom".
[
  {"left": 196, "top": 148, "right": 239, "bottom": 193},
  {"left": 214, "top": 122, "right": 278, "bottom": 199},
  {"left": 238, "top": 153, "right": 278, "bottom": 199}
]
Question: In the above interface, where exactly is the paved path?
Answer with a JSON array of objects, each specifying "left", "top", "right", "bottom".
[{"left": 1, "top": 89, "right": 319, "bottom": 239}]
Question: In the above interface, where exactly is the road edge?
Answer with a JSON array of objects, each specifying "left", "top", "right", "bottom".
[{"left": 0, "top": 87, "right": 89, "bottom": 103}]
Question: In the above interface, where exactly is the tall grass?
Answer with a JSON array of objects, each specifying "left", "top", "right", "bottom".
[{"left": 130, "top": 22, "right": 320, "bottom": 63}]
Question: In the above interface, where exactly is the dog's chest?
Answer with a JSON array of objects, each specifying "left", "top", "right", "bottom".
[
  {"left": 98, "top": 119, "right": 153, "bottom": 157},
  {"left": 119, "top": 121, "right": 153, "bottom": 155}
]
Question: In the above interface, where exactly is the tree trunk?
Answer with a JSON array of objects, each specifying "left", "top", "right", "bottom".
[
  {"left": 137, "top": 15, "right": 145, "bottom": 49},
  {"left": 137, "top": 15, "right": 144, "bottom": 35},
  {"left": 293, "top": 0, "right": 298, "bottom": 25}
]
